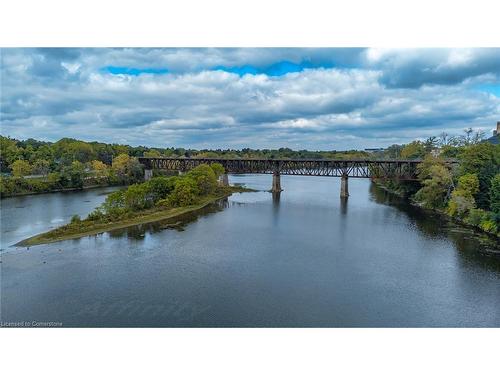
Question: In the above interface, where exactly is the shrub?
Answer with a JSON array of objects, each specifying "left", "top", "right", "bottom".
[
  {"left": 479, "top": 219, "right": 497, "bottom": 234},
  {"left": 168, "top": 178, "right": 200, "bottom": 207},
  {"left": 71, "top": 214, "right": 81, "bottom": 224},
  {"left": 187, "top": 164, "right": 218, "bottom": 195},
  {"left": 466, "top": 208, "right": 486, "bottom": 226},
  {"left": 124, "top": 183, "right": 152, "bottom": 211},
  {"left": 144, "top": 176, "right": 177, "bottom": 202},
  {"left": 101, "top": 190, "right": 127, "bottom": 218},
  {"left": 447, "top": 173, "right": 479, "bottom": 218}
]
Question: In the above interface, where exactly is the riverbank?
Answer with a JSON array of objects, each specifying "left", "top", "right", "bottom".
[
  {"left": 373, "top": 180, "right": 500, "bottom": 250},
  {"left": 17, "top": 186, "right": 255, "bottom": 247},
  {"left": 0, "top": 182, "right": 121, "bottom": 198}
]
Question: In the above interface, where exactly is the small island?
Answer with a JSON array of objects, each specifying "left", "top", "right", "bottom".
[{"left": 18, "top": 163, "right": 255, "bottom": 246}]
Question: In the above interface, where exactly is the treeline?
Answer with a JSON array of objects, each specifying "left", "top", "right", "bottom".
[
  {"left": 377, "top": 128, "right": 489, "bottom": 160},
  {"left": 0, "top": 135, "right": 368, "bottom": 175},
  {"left": 378, "top": 133, "right": 499, "bottom": 236},
  {"left": 0, "top": 135, "right": 367, "bottom": 197}
]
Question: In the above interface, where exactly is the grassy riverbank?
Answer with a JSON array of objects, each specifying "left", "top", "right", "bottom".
[{"left": 17, "top": 186, "right": 254, "bottom": 247}]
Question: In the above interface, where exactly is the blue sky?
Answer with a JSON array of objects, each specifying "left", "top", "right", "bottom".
[{"left": 1, "top": 48, "right": 499, "bottom": 150}]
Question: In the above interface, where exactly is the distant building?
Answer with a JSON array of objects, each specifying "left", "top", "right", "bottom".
[
  {"left": 364, "top": 148, "right": 385, "bottom": 153},
  {"left": 484, "top": 121, "right": 500, "bottom": 145}
]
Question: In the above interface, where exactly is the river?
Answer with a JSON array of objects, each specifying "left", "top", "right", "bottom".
[{"left": 1, "top": 175, "right": 499, "bottom": 327}]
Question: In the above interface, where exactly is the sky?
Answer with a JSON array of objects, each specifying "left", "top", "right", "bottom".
[{"left": 1, "top": 48, "right": 499, "bottom": 150}]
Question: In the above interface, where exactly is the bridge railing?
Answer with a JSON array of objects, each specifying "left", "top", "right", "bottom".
[{"left": 137, "top": 157, "right": 442, "bottom": 180}]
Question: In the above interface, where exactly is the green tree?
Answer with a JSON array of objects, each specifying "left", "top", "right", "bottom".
[
  {"left": 145, "top": 176, "right": 177, "bottom": 202},
  {"left": 168, "top": 178, "right": 200, "bottom": 206},
  {"left": 447, "top": 173, "right": 479, "bottom": 218},
  {"left": 10, "top": 160, "right": 32, "bottom": 177},
  {"left": 101, "top": 190, "right": 126, "bottom": 217},
  {"left": 187, "top": 164, "right": 218, "bottom": 195},
  {"left": 490, "top": 174, "right": 500, "bottom": 215},
  {"left": 0, "top": 136, "right": 23, "bottom": 172},
  {"left": 124, "top": 183, "right": 151, "bottom": 211},
  {"left": 459, "top": 143, "right": 500, "bottom": 209},
  {"left": 415, "top": 165, "right": 453, "bottom": 208},
  {"left": 143, "top": 149, "right": 161, "bottom": 157},
  {"left": 91, "top": 160, "right": 109, "bottom": 178},
  {"left": 60, "top": 161, "right": 85, "bottom": 188},
  {"left": 401, "top": 141, "right": 427, "bottom": 159},
  {"left": 210, "top": 163, "right": 225, "bottom": 178},
  {"left": 32, "top": 159, "right": 50, "bottom": 175}
]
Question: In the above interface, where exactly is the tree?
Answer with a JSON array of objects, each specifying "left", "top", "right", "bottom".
[
  {"left": 210, "top": 163, "right": 225, "bottom": 178},
  {"left": 143, "top": 149, "right": 161, "bottom": 157},
  {"left": 32, "top": 159, "right": 50, "bottom": 175},
  {"left": 187, "top": 164, "right": 218, "bottom": 195},
  {"left": 100, "top": 190, "right": 126, "bottom": 217},
  {"left": 68, "top": 161, "right": 85, "bottom": 188},
  {"left": 124, "top": 183, "right": 151, "bottom": 211},
  {"left": 447, "top": 173, "right": 479, "bottom": 218},
  {"left": 415, "top": 156, "right": 453, "bottom": 209},
  {"left": 111, "top": 154, "right": 143, "bottom": 184},
  {"left": 168, "top": 178, "right": 200, "bottom": 206},
  {"left": 401, "top": 141, "right": 427, "bottom": 159},
  {"left": 459, "top": 143, "right": 500, "bottom": 210},
  {"left": 462, "top": 128, "right": 474, "bottom": 145},
  {"left": 145, "top": 176, "right": 177, "bottom": 202},
  {"left": 112, "top": 154, "right": 131, "bottom": 183},
  {"left": 0, "top": 136, "right": 22, "bottom": 172},
  {"left": 91, "top": 160, "right": 109, "bottom": 178},
  {"left": 490, "top": 174, "right": 500, "bottom": 215},
  {"left": 10, "top": 160, "right": 32, "bottom": 177},
  {"left": 384, "top": 144, "right": 403, "bottom": 159},
  {"left": 424, "top": 136, "right": 439, "bottom": 152}
]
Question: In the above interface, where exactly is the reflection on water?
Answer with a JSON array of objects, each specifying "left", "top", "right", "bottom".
[
  {"left": 369, "top": 183, "right": 500, "bottom": 263},
  {"left": 0, "top": 186, "right": 121, "bottom": 250},
  {"left": 108, "top": 198, "right": 229, "bottom": 241},
  {"left": 1, "top": 175, "right": 499, "bottom": 327},
  {"left": 340, "top": 197, "right": 348, "bottom": 215}
]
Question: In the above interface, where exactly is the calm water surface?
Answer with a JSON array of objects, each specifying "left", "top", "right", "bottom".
[{"left": 1, "top": 176, "right": 499, "bottom": 327}]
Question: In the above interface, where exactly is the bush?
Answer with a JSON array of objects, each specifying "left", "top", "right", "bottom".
[
  {"left": 124, "top": 183, "right": 152, "bottom": 211},
  {"left": 168, "top": 178, "right": 200, "bottom": 207},
  {"left": 187, "top": 164, "right": 218, "bottom": 195},
  {"left": 71, "top": 214, "right": 81, "bottom": 224},
  {"left": 144, "top": 176, "right": 177, "bottom": 202},
  {"left": 101, "top": 190, "right": 127, "bottom": 218},
  {"left": 466, "top": 208, "right": 486, "bottom": 226},
  {"left": 479, "top": 219, "right": 497, "bottom": 234}
]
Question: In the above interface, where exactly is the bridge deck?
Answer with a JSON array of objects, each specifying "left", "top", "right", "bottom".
[{"left": 137, "top": 157, "right": 444, "bottom": 180}]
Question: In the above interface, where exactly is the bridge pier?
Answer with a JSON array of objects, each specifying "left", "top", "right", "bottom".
[
  {"left": 340, "top": 174, "right": 349, "bottom": 197},
  {"left": 221, "top": 173, "right": 229, "bottom": 187},
  {"left": 144, "top": 169, "right": 153, "bottom": 181},
  {"left": 271, "top": 171, "right": 283, "bottom": 192}
]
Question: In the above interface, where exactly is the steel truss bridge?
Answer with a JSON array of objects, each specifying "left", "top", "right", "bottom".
[{"left": 138, "top": 157, "right": 426, "bottom": 180}]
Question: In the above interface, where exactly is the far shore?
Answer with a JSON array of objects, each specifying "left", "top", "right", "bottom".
[{"left": 17, "top": 186, "right": 255, "bottom": 247}]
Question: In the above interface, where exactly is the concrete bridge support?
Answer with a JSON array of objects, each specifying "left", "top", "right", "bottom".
[
  {"left": 144, "top": 169, "right": 153, "bottom": 181},
  {"left": 340, "top": 174, "right": 349, "bottom": 197},
  {"left": 272, "top": 171, "right": 283, "bottom": 192},
  {"left": 221, "top": 173, "right": 229, "bottom": 187}
]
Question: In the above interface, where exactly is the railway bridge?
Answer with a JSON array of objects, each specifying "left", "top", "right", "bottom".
[{"left": 137, "top": 157, "right": 441, "bottom": 197}]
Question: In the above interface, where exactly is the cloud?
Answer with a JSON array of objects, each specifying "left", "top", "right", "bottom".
[
  {"left": 364, "top": 48, "right": 500, "bottom": 88},
  {"left": 1, "top": 48, "right": 499, "bottom": 150}
]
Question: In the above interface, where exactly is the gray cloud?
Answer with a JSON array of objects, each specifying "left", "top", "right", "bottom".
[{"left": 1, "top": 48, "right": 499, "bottom": 150}]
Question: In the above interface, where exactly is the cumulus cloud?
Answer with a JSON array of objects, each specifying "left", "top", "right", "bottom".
[{"left": 1, "top": 48, "right": 499, "bottom": 150}]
